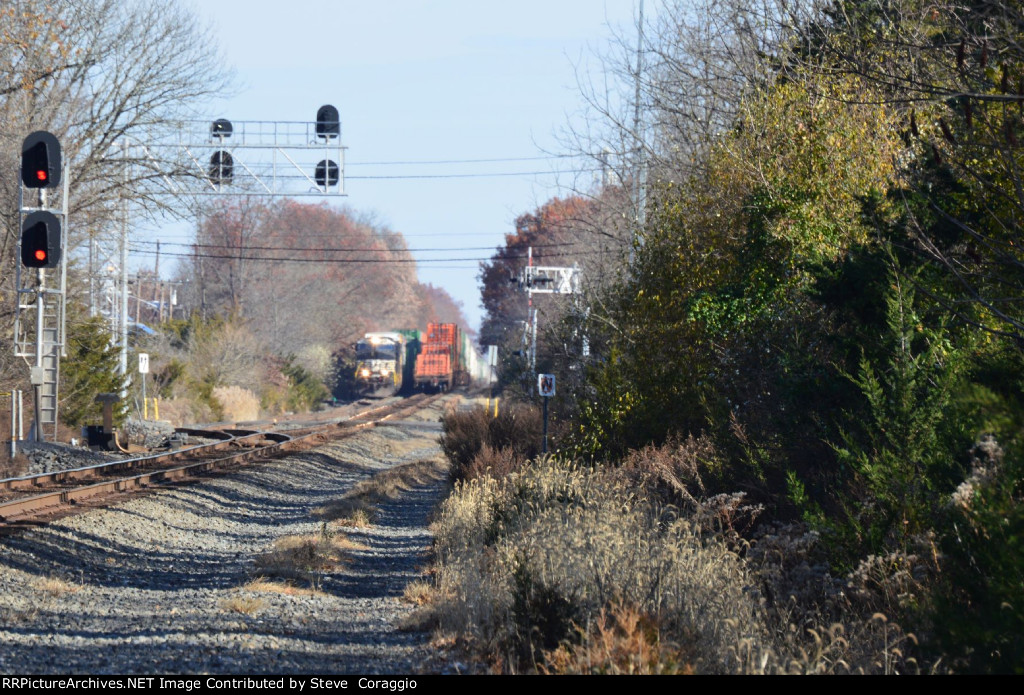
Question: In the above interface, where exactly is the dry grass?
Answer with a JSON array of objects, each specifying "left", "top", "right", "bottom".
[
  {"left": 459, "top": 444, "right": 523, "bottom": 482},
  {"left": 156, "top": 397, "right": 216, "bottom": 428},
  {"left": 242, "top": 578, "right": 323, "bottom": 597},
  {"left": 542, "top": 601, "right": 696, "bottom": 674},
  {"left": 397, "top": 580, "right": 445, "bottom": 633},
  {"left": 317, "top": 497, "right": 378, "bottom": 527},
  {"left": 220, "top": 594, "right": 266, "bottom": 615},
  {"left": 428, "top": 456, "right": 924, "bottom": 674},
  {"left": 402, "top": 579, "right": 434, "bottom": 606},
  {"left": 251, "top": 525, "right": 364, "bottom": 586},
  {"left": 31, "top": 575, "right": 84, "bottom": 597},
  {"left": 213, "top": 385, "right": 261, "bottom": 422},
  {"left": 315, "top": 456, "right": 448, "bottom": 525}
]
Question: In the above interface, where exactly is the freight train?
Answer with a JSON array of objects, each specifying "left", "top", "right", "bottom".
[{"left": 353, "top": 323, "right": 481, "bottom": 396}]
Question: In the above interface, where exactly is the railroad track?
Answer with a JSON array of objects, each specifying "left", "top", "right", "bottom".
[{"left": 0, "top": 392, "right": 446, "bottom": 528}]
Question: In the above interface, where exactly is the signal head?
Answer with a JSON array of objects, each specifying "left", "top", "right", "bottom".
[
  {"left": 21, "top": 131, "right": 62, "bottom": 189},
  {"left": 211, "top": 118, "right": 233, "bottom": 139},
  {"left": 21, "top": 211, "right": 62, "bottom": 269},
  {"left": 315, "top": 159, "right": 339, "bottom": 188},
  {"left": 209, "top": 150, "right": 234, "bottom": 185},
  {"left": 316, "top": 105, "right": 340, "bottom": 139}
]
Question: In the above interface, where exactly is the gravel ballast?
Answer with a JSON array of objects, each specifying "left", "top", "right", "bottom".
[{"left": 0, "top": 400, "right": 452, "bottom": 674}]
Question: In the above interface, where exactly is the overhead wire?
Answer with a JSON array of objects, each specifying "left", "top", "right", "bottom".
[
  {"left": 128, "top": 150, "right": 618, "bottom": 268},
  {"left": 345, "top": 154, "right": 581, "bottom": 166},
  {"left": 127, "top": 246, "right": 606, "bottom": 265},
  {"left": 132, "top": 239, "right": 583, "bottom": 253},
  {"left": 346, "top": 168, "right": 599, "bottom": 180}
]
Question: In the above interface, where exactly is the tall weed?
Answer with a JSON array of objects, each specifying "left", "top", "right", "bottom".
[
  {"left": 430, "top": 456, "right": 922, "bottom": 673},
  {"left": 439, "top": 403, "right": 542, "bottom": 482}
]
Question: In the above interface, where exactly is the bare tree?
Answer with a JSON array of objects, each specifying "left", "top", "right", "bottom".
[
  {"left": 180, "top": 199, "right": 454, "bottom": 376},
  {"left": 0, "top": 0, "right": 233, "bottom": 393},
  {"left": 1, "top": 0, "right": 232, "bottom": 369}
]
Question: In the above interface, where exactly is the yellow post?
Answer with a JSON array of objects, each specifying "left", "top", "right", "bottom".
[
  {"left": 153, "top": 398, "right": 159, "bottom": 421},
  {"left": 143, "top": 397, "right": 148, "bottom": 420},
  {"left": 493, "top": 397, "right": 499, "bottom": 418}
]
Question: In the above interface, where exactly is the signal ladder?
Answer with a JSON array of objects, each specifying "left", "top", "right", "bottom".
[{"left": 13, "top": 290, "right": 63, "bottom": 441}]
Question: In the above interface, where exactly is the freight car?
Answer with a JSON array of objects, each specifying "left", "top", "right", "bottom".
[
  {"left": 413, "top": 322, "right": 474, "bottom": 392},
  {"left": 354, "top": 332, "right": 405, "bottom": 397}
]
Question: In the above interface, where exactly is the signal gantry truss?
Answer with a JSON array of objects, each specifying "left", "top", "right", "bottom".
[{"left": 162, "top": 115, "right": 347, "bottom": 197}]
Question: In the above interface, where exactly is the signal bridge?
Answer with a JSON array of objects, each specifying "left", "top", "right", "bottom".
[
  {"left": 523, "top": 264, "right": 581, "bottom": 295},
  {"left": 89, "top": 107, "right": 346, "bottom": 406},
  {"left": 144, "top": 106, "right": 346, "bottom": 197},
  {"left": 13, "top": 107, "right": 348, "bottom": 441}
]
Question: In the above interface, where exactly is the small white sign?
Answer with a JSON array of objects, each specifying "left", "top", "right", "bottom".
[
  {"left": 487, "top": 345, "right": 498, "bottom": 367},
  {"left": 538, "top": 373, "right": 555, "bottom": 398},
  {"left": 138, "top": 353, "right": 149, "bottom": 374}
]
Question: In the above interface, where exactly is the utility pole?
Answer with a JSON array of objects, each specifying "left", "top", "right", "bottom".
[
  {"left": 119, "top": 139, "right": 129, "bottom": 390},
  {"left": 631, "top": 0, "right": 648, "bottom": 262}
]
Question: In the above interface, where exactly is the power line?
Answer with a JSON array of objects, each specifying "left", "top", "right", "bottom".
[
  {"left": 346, "top": 154, "right": 581, "bottom": 166},
  {"left": 127, "top": 246, "right": 603, "bottom": 265},
  {"left": 132, "top": 239, "right": 584, "bottom": 253},
  {"left": 346, "top": 168, "right": 599, "bottom": 180}
]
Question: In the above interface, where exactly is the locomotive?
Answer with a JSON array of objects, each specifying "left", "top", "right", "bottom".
[{"left": 353, "top": 332, "right": 406, "bottom": 397}]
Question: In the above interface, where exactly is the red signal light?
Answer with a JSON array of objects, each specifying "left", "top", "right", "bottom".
[
  {"left": 36, "top": 170, "right": 47, "bottom": 182},
  {"left": 34, "top": 249, "right": 47, "bottom": 262}
]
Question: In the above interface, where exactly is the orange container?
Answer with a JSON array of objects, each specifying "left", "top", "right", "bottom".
[{"left": 415, "top": 322, "right": 461, "bottom": 390}]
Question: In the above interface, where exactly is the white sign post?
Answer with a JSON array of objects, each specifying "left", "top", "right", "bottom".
[
  {"left": 138, "top": 353, "right": 149, "bottom": 420},
  {"left": 538, "top": 374, "right": 555, "bottom": 453}
]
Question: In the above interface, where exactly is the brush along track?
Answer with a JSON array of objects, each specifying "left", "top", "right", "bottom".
[{"left": 0, "top": 393, "right": 442, "bottom": 527}]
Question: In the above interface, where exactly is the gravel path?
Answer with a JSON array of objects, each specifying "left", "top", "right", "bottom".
[{"left": 0, "top": 400, "right": 453, "bottom": 674}]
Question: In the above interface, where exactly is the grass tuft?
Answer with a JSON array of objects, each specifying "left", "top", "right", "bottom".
[
  {"left": 31, "top": 575, "right": 83, "bottom": 597},
  {"left": 315, "top": 456, "right": 448, "bottom": 526},
  {"left": 220, "top": 594, "right": 266, "bottom": 615},
  {"left": 242, "top": 578, "right": 323, "bottom": 597},
  {"left": 251, "top": 524, "right": 364, "bottom": 586}
]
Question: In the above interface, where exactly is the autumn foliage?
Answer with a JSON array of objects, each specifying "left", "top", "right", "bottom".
[
  {"left": 459, "top": 0, "right": 1024, "bottom": 675},
  {"left": 140, "top": 199, "right": 471, "bottom": 413}
]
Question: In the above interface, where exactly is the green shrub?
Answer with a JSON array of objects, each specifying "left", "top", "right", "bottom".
[
  {"left": 825, "top": 274, "right": 971, "bottom": 558},
  {"left": 282, "top": 357, "right": 329, "bottom": 411},
  {"left": 59, "top": 315, "right": 128, "bottom": 428}
]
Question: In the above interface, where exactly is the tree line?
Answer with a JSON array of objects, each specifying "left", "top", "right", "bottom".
[{"left": 479, "top": 0, "right": 1024, "bottom": 672}]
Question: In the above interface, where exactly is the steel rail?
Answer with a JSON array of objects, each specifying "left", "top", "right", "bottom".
[{"left": 0, "top": 393, "right": 441, "bottom": 526}]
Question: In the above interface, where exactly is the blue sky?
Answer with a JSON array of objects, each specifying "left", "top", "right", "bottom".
[{"left": 155, "top": 0, "right": 643, "bottom": 332}]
